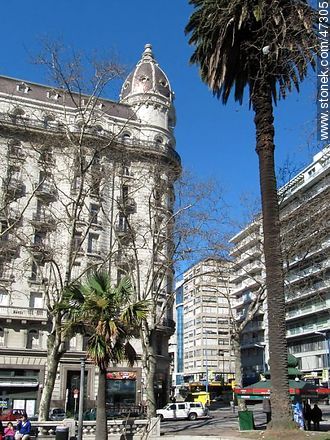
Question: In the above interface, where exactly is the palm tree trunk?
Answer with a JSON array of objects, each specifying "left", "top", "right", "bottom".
[
  {"left": 95, "top": 368, "right": 108, "bottom": 440},
  {"left": 252, "top": 83, "right": 293, "bottom": 429}
]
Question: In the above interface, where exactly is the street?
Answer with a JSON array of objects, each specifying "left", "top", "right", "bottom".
[{"left": 160, "top": 403, "right": 330, "bottom": 437}]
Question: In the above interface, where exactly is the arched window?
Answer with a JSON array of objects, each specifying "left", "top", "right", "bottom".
[
  {"left": 0, "top": 290, "right": 9, "bottom": 306},
  {"left": 43, "top": 113, "right": 55, "bottom": 128},
  {"left": 69, "top": 336, "right": 77, "bottom": 351},
  {"left": 155, "top": 136, "right": 163, "bottom": 145},
  {"left": 122, "top": 132, "right": 132, "bottom": 143},
  {"left": 27, "top": 330, "right": 39, "bottom": 349},
  {"left": 10, "top": 107, "right": 25, "bottom": 117}
]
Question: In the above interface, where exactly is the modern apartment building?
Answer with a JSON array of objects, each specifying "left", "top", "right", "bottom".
[
  {"left": 180, "top": 258, "right": 234, "bottom": 387},
  {"left": 230, "top": 146, "right": 330, "bottom": 385},
  {"left": 0, "top": 44, "right": 180, "bottom": 414}
]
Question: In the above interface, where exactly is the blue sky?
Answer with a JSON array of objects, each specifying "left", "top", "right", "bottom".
[{"left": 0, "top": 0, "right": 320, "bottom": 228}]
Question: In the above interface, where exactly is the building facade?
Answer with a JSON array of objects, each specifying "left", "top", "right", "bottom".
[
  {"left": 230, "top": 146, "right": 330, "bottom": 385},
  {"left": 0, "top": 44, "right": 180, "bottom": 414},
  {"left": 179, "top": 258, "right": 234, "bottom": 389}
]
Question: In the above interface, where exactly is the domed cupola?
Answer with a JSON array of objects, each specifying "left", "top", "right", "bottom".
[{"left": 120, "top": 44, "right": 173, "bottom": 104}]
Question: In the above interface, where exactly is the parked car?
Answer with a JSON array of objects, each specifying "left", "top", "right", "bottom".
[
  {"left": 156, "top": 401, "right": 209, "bottom": 421},
  {"left": 0, "top": 409, "right": 26, "bottom": 421},
  {"left": 49, "top": 408, "right": 66, "bottom": 421}
]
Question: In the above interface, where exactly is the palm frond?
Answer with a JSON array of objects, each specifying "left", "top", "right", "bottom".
[{"left": 186, "top": 0, "right": 319, "bottom": 104}]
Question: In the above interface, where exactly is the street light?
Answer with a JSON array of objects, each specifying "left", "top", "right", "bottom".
[
  {"left": 315, "top": 331, "right": 330, "bottom": 389},
  {"left": 203, "top": 330, "right": 215, "bottom": 394},
  {"left": 77, "top": 357, "right": 86, "bottom": 440},
  {"left": 254, "top": 343, "right": 266, "bottom": 373},
  {"left": 218, "top": 350, "right": 225, "bottom": 384}
]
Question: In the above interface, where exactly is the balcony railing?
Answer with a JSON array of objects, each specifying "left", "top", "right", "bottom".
[
  {"left": 0, "top": 305, "right": 48, "bottom": 320},
  {"left": 5, "top": 177, "right": 25, "bottom": 197},
  {"left": 31, "top": 213, "right": 56, "bottom": 230},
  {"left": 0, "top": 112, "right": 181, "bottom": 167},
  {"left": 0, "top": 239, "right": 19, "bottom": 259},
  {"left": 34, "top": 182, "right": 57, "bottom": 201},
  {"left": 117, "top": 197, "right": 136, "bottom": 214}
]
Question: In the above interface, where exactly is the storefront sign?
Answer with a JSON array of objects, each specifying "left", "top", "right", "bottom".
[
  {"left": 106, "top": 372, "right": 136, "bottom": 380},
  {"left": 0, "top": 400, "right": 8, "bottom": 408}
]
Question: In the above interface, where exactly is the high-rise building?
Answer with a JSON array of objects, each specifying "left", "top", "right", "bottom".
[
  {"left": 180, "top": 258, "right": 234, "bottom": 387},
  {"left": 0, "top": 44, "right": 181, "bottom": 414},
  {"left": 230, "top": 146, "right": 330, "bottom": 385}
]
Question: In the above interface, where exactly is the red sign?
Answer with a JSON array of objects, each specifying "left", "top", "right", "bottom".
[{"left": 106, "top": 372, "right": 137, "bottom": 380}]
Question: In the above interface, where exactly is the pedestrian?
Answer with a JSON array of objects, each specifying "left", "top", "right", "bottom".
[
  {"left": 303, "top": 402, "right": 312, "bottom": 430},
  {"left": 311, "top": 403, "right": 323, "bottom": 431},
  {"left": 4, "top": 422, "right": 15, "bottom": 440},
  {"left": 292, "top": 398, "right": 305, "bottom": 430},
  {"left": 262, "top": 398, "right": 271, "bottom": 424},
  {"left": 14, "top": 413, "right": 31, "bottom": 440}
]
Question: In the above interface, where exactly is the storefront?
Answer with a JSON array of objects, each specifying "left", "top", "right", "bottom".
[
  {"left": 0, "top": 369, "right": 41, "bottom": 416},
  {"left": 106, "top": 370, "right": 140, "bottom": 406}
]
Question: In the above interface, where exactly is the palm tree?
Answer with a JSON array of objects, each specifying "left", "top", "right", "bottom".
[
  {"left": 185, "top": 0, "right": 317, "bottom": 429},
  {"left": 60, "top": 271, "right": 149, "bottom": 440}
]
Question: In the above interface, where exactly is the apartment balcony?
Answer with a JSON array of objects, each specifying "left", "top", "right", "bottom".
[
  {"left": 286, "top": 279, "right": 330, "bottom": 303},
  {"left": 5, "top": 178, "right": 25, "bottom": 198},
  {"left": 286, "top": 260, "right": 330, "bottom": 285},
  {"left": 114, "top": 224, "right": 134, "bottom": 242},
  {"left": 231, "top": 233, "right": 261, "bottom": 256},
  {"left": 232, "top": 278, "right": 261, "bottom": 297},
  {"left": 8, "top": 147, "right": 26, "bottom": 161},
  {"left": 286, "top": 300, "right": 330, "bottom": 322},
  {"left": 31, "top": 213, "right": 56, "bottom": 231},
  {"left": 0, "top": 239, "right": 19, "bottom": 260},
  {"left": 29, "top": 243, "right": 53, "bottom": 262},
  {"left": 287, "top": 322, "right": 330, "bottom": 339},
  {"left": 34, "top": 182, "right": 57, "bottom": 201},
  {"left": 117, "top": 197, "right": 136, "bottom": 214},
  {"left": 0, "top": 305, "right": 48, "bottom": 322},
  {"left": 240, "top": 338, "right": 265, "bottom": 349}
]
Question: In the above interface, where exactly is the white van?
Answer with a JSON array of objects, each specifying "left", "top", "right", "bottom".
[{"left": 156, "top": 401, "right": 208, "bottom": 421}]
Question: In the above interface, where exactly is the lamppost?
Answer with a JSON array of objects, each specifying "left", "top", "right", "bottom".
[
  {"left": 315, "top": 331, "right": 330, "bottom": 389},
  {"left": 254, "top": 343, "right": 266, "bottom": 373},
  {"left": 203, "top": 330, "right": 213, "bottom": 394},
  {"left": 77, "top": 357, "right": 86, "bottom": 440},
  {"left": 218, "top": 350, "right": 225, "bottom": 384}
]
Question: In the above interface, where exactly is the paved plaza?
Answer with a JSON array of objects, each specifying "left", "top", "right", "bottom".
[{"left": 160, "top": 403, "right": 330, "bottom": 438}]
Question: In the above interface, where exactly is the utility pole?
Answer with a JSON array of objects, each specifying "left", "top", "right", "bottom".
[{"left": 77, "top": 357, "right": 85, "bottom": 440}]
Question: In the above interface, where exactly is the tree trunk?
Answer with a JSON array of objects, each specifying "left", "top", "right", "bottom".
[
  {"left": 38, "top": 334, "right": 62, "bottom": 420},
  {"left": 95, "top": 368, "right": 108, "bottom": 440},
  {"left": 232, "top": 335, "right": 246, "bottom": 411},
  {"left": 141, "top": 327, "right": 157, "bottom": 417},
  {"left": 252, "top": 83, "right": 293, "bottom": 429}
]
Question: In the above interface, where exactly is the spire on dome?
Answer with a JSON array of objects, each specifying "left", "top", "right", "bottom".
[
  {"left": 120, "top": 44, "right": 173, "bottom": 102},
  {"left": 142, "top": 44, "right": 154, "bottom": 61}
]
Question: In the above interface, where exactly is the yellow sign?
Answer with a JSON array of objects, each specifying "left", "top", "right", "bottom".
[{"left": 322, "top": 368, "right": 329, "bottom": 382}]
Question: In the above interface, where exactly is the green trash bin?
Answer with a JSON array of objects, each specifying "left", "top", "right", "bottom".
[{"left": 238, "top": 410, "right": 255, "bottom": 430}]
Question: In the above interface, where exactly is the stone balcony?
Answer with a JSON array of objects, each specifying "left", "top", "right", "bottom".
[{"left": 0, "top": 305, "right": 48, "bottom": 322}]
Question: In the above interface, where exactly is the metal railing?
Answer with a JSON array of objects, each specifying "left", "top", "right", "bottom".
[{"left": 0, "top": 112, "right": 181, "bottom": 166}]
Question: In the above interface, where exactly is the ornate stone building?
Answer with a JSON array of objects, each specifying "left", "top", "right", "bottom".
[{"left": 0, "top": 44, "right": 180, "bottom": 414}]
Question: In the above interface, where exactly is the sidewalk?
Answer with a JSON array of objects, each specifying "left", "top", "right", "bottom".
[{"left": 161, "top": 435, "right": 253, "bottom": 440}]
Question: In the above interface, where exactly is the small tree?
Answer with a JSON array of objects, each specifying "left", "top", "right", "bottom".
[{"left": 60, "top": 271, "right": 149, "bottom": 440}]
